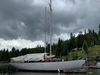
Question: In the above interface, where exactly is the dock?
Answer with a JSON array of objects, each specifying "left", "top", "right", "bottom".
[{"left": 63, "top": 69, "right": 88, "bottom": 74}]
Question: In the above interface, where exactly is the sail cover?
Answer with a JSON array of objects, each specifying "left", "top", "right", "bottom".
[{"left": 10, "top": 53, "right": 46, "bottom": 62}]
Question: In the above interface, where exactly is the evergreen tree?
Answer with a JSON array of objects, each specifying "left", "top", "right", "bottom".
[
  {"left": 70, "top": 33, "right": 76, "bottom": 49},
  {"left": 5, "top": 49, "right": 9, "bottom": 61},
  {"left": 83, "top": 40, "right": 88, "bottom": 54},
  {"left": 56, "top": 38, "right": 63, "bottom": 57},
  {"left": 77, "top": 31, "right": 84, "bottom": 48},
  {"left": 88, "top": 29, "right": 94, "bottom": 47},
  {"left": 61, "top": 40, "right": 70, "bottom": 56},
  {"left": 52, "top": 43, "right": 57, "bottom": 54},
  {"left": 93, "top": 30, "right": 98, "bottom": 45},
  {"left": 98, "top": 24, "right": 100, "bottom": 44},
  {"left": 84, "top": 30, "right": 87, "bottom": 40},
  {"left": 11, "top": 47, "right": 16, "bottom": 57}
]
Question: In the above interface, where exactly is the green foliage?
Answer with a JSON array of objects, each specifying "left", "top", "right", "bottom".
[
  {"left": 83, "top": 40, "right": 88, "bottom": 54},
  {"left": 61, "top": 40, "right": 70, "bottom": 56},
  {"left": 76, "top": 31, "right": 84, "bottom": 48},
  {"left": 72, "top": 52, "right": 78, "bottom": 60},
  {"left": 55, "top": 38, "right": 63, "bottom": 57},
  {"left": 70, "top": 33, "right": 76, "bottom": 50}
]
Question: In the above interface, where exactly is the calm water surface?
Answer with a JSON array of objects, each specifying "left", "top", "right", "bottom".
[
  {"left": 11, "top": 69, "right": 100, "bottom": 75},
  {"left": 7, "top": 69, "right": 100, "bottom": 75},
  {"left": 0, "top": 68, "right": 100, "bottom": 75}
]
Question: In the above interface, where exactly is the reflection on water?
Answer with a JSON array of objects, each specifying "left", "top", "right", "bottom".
[
  {"left": 11, "top": 72, "right": 85, "bottom": 75},
  {"left": 88, "top": 69, "right": 100, "bottom": 75},
  {"left": 0, "top": 65, "right": 17, "bottom": 75},
  {"left": 12, "top": 72, "right": 61, "bottom": 75},
  {"left": 0, "top": 68, "right": 100, "bottom": 75},
  {"left": 11, "top": 69, "right": 100, "bottom": 75}
]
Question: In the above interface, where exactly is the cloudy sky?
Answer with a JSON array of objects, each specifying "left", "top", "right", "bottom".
[{"left": 0, "top": 0, "right": 100, "bottom": 50}]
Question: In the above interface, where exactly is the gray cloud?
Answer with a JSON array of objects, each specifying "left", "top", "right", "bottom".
[{"left": 0, "top": 0, "right": 100, "bottom": 43}]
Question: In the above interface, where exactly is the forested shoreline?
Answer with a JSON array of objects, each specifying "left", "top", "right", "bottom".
[{"left": 0, "top": 25, "right": 100, "bottom": 61}]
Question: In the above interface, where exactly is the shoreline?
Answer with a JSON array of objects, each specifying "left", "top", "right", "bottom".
[{"left": 0, "top": 62, "right": 9, "bottom": 66}]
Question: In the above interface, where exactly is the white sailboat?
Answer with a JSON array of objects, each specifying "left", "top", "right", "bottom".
[
  {"left": 9, "top": 0, "right": 85, "bottom": 72},
  {"left": 9, "top": 53, "right": 85, "bottom": 72}
]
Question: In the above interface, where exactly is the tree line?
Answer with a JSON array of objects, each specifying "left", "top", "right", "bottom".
[{"left": 0, "top": 25, "right": 100, "bottom": 61}]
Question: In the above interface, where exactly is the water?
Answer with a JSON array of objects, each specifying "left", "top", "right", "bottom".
[
  {"left": 11, "top": 72, "right": 84, "bottom": 75},
  {"left": 10, "top": 69, "right": 100, "bottom": 75},
  {"left": 0, "top": 66, "right": 100, "bottom": 75}
]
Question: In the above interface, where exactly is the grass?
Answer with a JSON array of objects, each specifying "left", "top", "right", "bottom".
[
  {"left": 62, "top": 45, "right": 100, "bottom": 60},
  {"left": 88, "top": 45, "right": 100, "bottom": 54},
  {"left": 74, "top": 45, "right": 100, "bottom": 55}
]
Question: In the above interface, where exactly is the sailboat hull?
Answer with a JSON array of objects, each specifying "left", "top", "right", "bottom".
[{"left": 9, "top": 60, "right": 85, "bottom": 72}]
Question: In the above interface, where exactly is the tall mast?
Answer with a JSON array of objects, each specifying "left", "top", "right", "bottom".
[
  {"left": 99, "top": 24, "right": 100, "bottom": 32},
  {"left": 49, "top": 0, "right": 52, "bottom": 56},
  {"left": 44, "top": 7, "right": 47, "bottom": 53}
]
